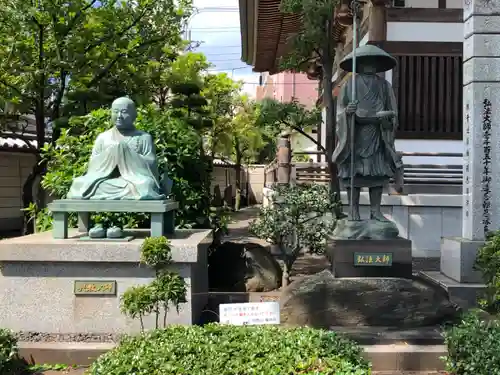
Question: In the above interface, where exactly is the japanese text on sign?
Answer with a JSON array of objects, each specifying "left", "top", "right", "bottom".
[
  {"left": 219, "top": 302, "right": 280, "bottom": 326},
  {"left": 353, "top": 252, "right": 392, "bottom": 266},
  {"left": 74, "top": 280, "right": 117, "bottom": 295}
]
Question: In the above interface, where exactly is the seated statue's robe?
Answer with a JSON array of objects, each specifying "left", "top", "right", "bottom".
[
  {"left": 67, "top": 128, "right": 165, "bottom": 200},
  {"left": 332, "top": 74, "right": 402, "bottom": 188}
]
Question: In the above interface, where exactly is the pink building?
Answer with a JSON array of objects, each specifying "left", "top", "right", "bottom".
[{"left": 256, "top": 72, "right": 318, "bottom": 108}]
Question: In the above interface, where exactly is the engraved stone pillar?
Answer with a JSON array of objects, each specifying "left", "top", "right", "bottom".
[{"left": 439, "top": 0, "right": 500, "bottom": 286}]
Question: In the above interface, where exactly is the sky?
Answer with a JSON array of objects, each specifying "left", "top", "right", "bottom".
[{"left": 190, "top": 0, "right": 260, "bottom": 97}]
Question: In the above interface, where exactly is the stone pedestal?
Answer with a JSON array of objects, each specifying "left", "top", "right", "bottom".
[
  {"left": 0, "top": 229, "right": 210, "bottom": 334},
  {"left": 440, "top": 237, "right": 483, "bottom": 283},
  {"left": 327, "top": 238, "right": 412, "bottom": 278}
]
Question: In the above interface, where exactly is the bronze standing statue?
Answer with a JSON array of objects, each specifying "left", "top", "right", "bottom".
[{"left": 332, "top": 45, "right": 403, "bottom": 239}]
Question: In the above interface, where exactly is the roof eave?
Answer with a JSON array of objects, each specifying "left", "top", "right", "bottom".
[{"left": 239, "top": 0, "right": 256, "bottom": 66}]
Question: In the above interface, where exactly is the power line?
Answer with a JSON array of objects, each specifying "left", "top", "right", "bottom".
[
  {"left": 189, "top": 27, "right": 240, "bottom": 30},
  {"left": 237, "top": 82, "right": 320, "bottom": 85},
  {"left": 190, "top": 29, "right": 240, "bottom": 33},
  {"left": 207, "top": 67, "right": 249, "bottom": 72},
  {"left": 208, "top": 58, "right": 242, "bottom": 62},
  {"left": 203, "top": 52, "right": 241, "bottom": 55},
  {"left": 198, "top": 45, "right": 242, "bottom": 48}
]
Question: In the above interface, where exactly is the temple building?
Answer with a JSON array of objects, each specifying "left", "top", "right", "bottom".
[{"left": 239, "top": 0, "right": 464, "bottom": 165}]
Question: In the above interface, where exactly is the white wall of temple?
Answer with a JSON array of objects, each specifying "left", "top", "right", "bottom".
[
  {"left": 387, "top": 22, "right": 463, "bottom": 42},
  {"left": 400, "top": 0, "right": 462, "bottom": 7},
  {"left": 446, "top": 0, "right": 463, "bottom": 8},
  {"left": 404, "top": 0, "right": 439, "bottom": 7}
]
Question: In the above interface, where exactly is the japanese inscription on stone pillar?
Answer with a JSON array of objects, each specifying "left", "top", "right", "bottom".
[{"left": 462, "top": 0, "right": 500, "bottom": 240}]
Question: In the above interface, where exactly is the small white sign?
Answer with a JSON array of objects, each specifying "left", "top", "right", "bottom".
[{"left": 219, "top": 302, "right": 280, "bottom": 326}]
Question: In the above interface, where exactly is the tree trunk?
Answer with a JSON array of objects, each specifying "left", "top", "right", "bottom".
[
  {"left": 23, "top": 104, "right": 47, "bottom": 235},
  {"left": 234, "top": 141, "right": 242, "bottom": 211},
  {"left": 22, "top": 157, "right": 45, "bottom": 234},
  {"left": 322, "top": 18, "right": 343, "bottom": 219}
]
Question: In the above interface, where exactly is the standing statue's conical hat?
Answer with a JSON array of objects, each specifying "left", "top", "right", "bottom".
[{"left": 339, "top": 44, "right": 397, "bottom": 73}]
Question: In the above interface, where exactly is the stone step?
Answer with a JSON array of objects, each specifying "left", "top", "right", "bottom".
[
  {"left": 329, "top": 326, "right": 444, "bottom": 345},
  {"left": 419, "top": 271, "right": 486, "bottom": 308}
]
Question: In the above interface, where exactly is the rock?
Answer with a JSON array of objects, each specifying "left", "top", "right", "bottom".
[
  {"left": 209, "top": 241, "right": 282, "bottom": 292},
  {"left": 280, "top": 270, "right": 457, "bottom": 328},
  {"left": 332, "top": 219, "right": 399, "bottom": 240}
]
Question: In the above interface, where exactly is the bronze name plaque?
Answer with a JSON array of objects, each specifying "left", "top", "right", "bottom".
[{"left": 74, "top": 280, "right": 117, "bottom": 296}]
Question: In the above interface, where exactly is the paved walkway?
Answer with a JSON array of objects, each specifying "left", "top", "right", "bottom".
[{"left": 225, "top": 206, "right": 265, "bottom": 243}]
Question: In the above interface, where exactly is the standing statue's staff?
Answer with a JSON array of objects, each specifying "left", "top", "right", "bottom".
[
  {"left": 332, "top": 23, "right": 403, "bottom": 225},
  {"left": 348, "top": 0, "right": 362, "bottom": 220}
]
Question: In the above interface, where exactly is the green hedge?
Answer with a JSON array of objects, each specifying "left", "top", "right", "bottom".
[
  {"left": 0, "top": 329, "right": 18, "bottom": 374},
  {"left": 443, "top": 312, "right": 500, "bottom": 375},
  {"left": 88, "top": 324, "right": 371, "bottom": 375}
]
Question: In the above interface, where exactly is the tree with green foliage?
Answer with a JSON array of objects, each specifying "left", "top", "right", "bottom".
[
  {"left": 256, "top": 98, "right": 322, "bottom": 153},
  {"left": 250, "top": 184, "right": 337, "bottom": 286},
  {"left": 202, "top": 73, "right": 242, "bottom": 158},
  {"left": 0, "top": 0, "right": 191, "bottom": 233},
  {"left": 279, "top": 0, "right": 342, "bottom": 216},
  {"left": 155, "top": 52, "right": 211, "bottom": 108},
  {"left": 225, "top": 95, "right": 265, "bottom": 210}
]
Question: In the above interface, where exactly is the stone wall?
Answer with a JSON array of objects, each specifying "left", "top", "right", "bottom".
[
  {"left": 0, "top": 152, "right": 37, "bottom": 233},
  {"left": 211, "top": 165, "right": 265, "bottom": 204}
]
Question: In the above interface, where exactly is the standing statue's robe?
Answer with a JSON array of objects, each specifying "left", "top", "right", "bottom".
[
  {"left": 332, "top": 74, "right": 402, "bottom": 188},
  {"left": 67, "top": 127, "right": 165, "bottom": 200}
]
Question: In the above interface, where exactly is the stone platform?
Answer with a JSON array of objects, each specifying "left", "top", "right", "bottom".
[
  {"left": 0, "top": 229, "right": 210, "bottom": 334},
  {"left": 327, "top": 238, "right": 412, "bottom": 278},
  {"left": 419, "top": 237, "right": 486, "bottom": 308}
]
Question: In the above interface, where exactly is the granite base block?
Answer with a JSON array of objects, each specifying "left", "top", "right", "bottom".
[
  {"left": 0, "top": 229, "right": 210, "bottom": 334},
  {"left": 327, "top": 238, "right": 412, "bottom": 278},
  {"left": 440, "top": 237, "right": 484, "bottom": 283},
  {"left": 420, "top": 271, "right": 485, "bottom": 309}
]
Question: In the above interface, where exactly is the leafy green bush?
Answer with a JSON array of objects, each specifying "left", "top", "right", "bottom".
[
  {"left": 442, "top": 312, "right": 500, "bottom": 375},
  {"left": 120, "top": 236, "right": 186, "bottom": 331},
  {"left": 250, "top": 184, "right": 337, "bottom": 286},
  {"left": 0, "top": 328, "right": 18, "bottom": 374},
  {"left": 88, "top": 324, "right": 370, "bottom": 375},
  {"left": 475, "top": 230, "right": 500, "bottom": 312},
  {"left": 140, "top": 236, "right": 173, "bottom": 269},
  {"left": 34, "top": 106, "right": 211, "bottom": 231}
]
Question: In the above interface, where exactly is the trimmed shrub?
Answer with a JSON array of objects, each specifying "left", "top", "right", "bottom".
[
  {"left": 87, "top": 324, "right": 371, "bottom": 375},
  {"left": 475, "top": 230, "right": 500, "bottom": 312},
  {"left": 443, "top": 312, "right": 500, "bottom": 375},
  {"left": 0, "top": 329, "right": 18, "bottom": 374}
]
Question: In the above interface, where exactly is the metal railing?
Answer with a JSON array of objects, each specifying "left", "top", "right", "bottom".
[{"left": 264, "top": 151, "right": 463, "bottom": 194}]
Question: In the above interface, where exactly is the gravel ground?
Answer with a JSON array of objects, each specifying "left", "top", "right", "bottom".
[{"left": 15, "top": 332, "right": 121, "bottom": 343}]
